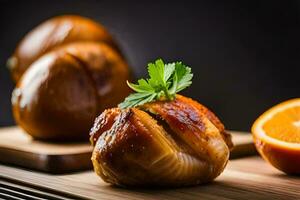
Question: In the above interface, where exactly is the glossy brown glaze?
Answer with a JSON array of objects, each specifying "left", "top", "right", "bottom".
[
  {"left": 59, "top": 42, "right": 131, "bottom": 110},
  {"left": 12, "top": 42, "right": 131, "bottom": 141},
  {"left": 90, "top": 95, "right": 233, "bottom": 187},
  {"left": 8, "top": 15, "right": 120, "bottom": 82},
  {"left": 90, "top": 108, "right": 121, "bottom": 146},
  {"left": 177, "top": 95, "right": 233, "bottom": 148}
]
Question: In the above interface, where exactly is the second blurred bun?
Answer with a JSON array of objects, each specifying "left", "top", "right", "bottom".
[
  {"left": 10, "top": 15, "right": 132, "bottom": 141},
  {"left": 8, "top": 15, "right": 120, "bottom": 82}
]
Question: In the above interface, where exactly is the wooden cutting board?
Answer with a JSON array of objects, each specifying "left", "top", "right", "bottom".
[{"left": 0, "top": 126, "right": 256, "bottom": 173}]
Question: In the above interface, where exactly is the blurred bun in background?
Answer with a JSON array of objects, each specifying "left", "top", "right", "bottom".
[
  {"left": 9, "top": 15, "right": 132, "bottom": 141},
  {"left": 7, "top": 15, "right": 121, "bottom": 82}
]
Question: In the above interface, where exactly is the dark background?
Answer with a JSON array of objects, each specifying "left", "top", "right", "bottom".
[{"left": 1, "top": 0, "right": 300, "bottom": 131}]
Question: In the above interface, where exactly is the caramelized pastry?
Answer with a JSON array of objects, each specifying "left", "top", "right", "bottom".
[{"left": 90, "top": 95, "right": 233, "bottom": 187}]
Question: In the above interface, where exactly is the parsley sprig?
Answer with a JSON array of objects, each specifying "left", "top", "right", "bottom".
[{"left": 119, "top": 59, "right": 193, "bottom": 109}]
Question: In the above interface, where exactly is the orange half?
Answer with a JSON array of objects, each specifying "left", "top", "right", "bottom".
[{"left": 252, "top": 98, "right": 300, "bottom": 174}]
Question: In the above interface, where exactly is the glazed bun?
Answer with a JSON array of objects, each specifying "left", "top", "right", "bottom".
[{"left": 10, "top": 16, "right": 131, "bottom": 141}]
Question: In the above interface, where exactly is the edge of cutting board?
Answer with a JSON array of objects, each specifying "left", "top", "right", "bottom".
[{"left": 0, "top": 126, "right": 256, "bottom": 173}]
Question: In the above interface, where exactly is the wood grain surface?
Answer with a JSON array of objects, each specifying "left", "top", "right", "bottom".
[
  {"left": 0, "top": 127, "right": 93, "bottom": 173},
  {"left": 0, "top": 156, "right": 299, "bottom": 200},
  {"left": 0, "top": 127, "right": 255, "bottom": 173}
]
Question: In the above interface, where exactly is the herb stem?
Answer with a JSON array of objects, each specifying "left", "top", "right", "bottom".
[{"left": 163, "top": 87, "right": 172, "bottom": 100}]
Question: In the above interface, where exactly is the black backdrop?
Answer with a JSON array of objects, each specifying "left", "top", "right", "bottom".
[{"left": 1, "top": 0, "right": 300, "bottom": 131}]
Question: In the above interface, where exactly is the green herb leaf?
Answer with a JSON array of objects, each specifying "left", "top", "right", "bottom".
[
  {"left": 118, "top": 58, "right": 193, "bottom": 109},
  {"left": 174, "top": 62, "right": 193, "bottom": 92}
]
